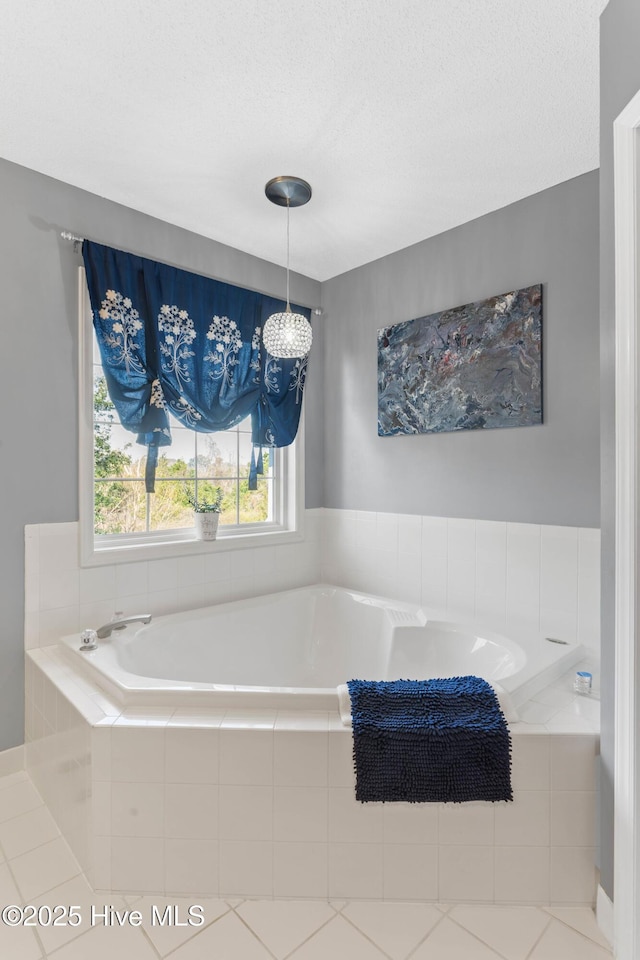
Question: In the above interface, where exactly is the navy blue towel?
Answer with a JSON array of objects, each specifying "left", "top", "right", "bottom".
[{"left": 347, "top": 676, "right": 512, "bottom": 803}]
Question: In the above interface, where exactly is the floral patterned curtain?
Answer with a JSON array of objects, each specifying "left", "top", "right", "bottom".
[{"left": 82, "top": 240, "right": 309, "bottom": 491}]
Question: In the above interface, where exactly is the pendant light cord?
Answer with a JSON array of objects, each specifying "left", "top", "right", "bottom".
[{"left": 286, "top": 198, "right": 291, "bottom": 310}]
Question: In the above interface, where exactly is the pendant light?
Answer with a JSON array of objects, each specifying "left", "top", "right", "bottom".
[{"left": 263, "top": 176, "right": 313, "bottom": 359}]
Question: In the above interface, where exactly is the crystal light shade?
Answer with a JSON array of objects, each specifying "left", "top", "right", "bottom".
[
  {"left": 264, "top": 176, "right": 313, "bottom": 360},
  {"left": 263, "top": 306, "right": 313, "bottom": 359}
]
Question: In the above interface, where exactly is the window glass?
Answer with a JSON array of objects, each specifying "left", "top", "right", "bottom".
[{"left": 93, "top": 358, "right": 275, "bottom": 538}]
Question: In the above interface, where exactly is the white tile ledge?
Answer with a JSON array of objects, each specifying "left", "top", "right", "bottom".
[{"left": 27, "top": 643, "right": 600, "bottom": 737}]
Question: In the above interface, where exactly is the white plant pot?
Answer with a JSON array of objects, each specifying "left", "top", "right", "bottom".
[{"left": 194, "top": 511, "right": 219, "bottom": 541}]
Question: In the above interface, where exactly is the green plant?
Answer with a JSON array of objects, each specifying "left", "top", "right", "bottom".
[{"left": 182, "top": 483, "right": 223, "bottom": 513}]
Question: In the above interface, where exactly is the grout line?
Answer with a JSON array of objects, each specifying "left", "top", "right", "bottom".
[
  {"left": 0, "top": 771, "right": 29, "bottom": 791},
  {"left": 524, "top": 913, "right": 553, "bottom": 960},
  {"left": 39, "top": 918, "right": 99, "bottom": 959},
  {"left": 279, "top": 907, "right": 352, "bottom": 960},
  {"left": 0, "top": 799, "right": 46, "bottom": 828},
  {"left": 229, "top": 905, "right": 281, "bottom": 960},
  {"left": 12, "top": 865, "right": 85, "bottom": 908},
  {"left": 547, "top": 814, "right": 553, "bottom": 908},
  {"left": 271, "top": 732, "right": 275, "bottom": 898},
  {"left": 138, "top": 922, "right": 164, "bottom": 960},
  {"left": 324, "top": 727, "right": 330, "bottom": 897},
  {"left": 0, "top": 820, "right": 65, "bottom": 867},
  {"left": 436, "top": 843, "right": 443, "bottom": 902},
  {"left": 536, "top": 525, "right": 542, "bottom": 634},
  {"left": 0, "top": 813, "right": 49, "bottom": 851},
  {"left": 404, "top": 907, "right": 449, "bottom": 959},
  {"left": 122, "top": 900, "right": 232, "bottom": 960},
  {"left": 23, "top": 892, "right": 48, "bottom": 960},
  {"left": 216, "top": 750, "right": 221, "bottom": 898},
  {"left": 446, "top": 908, "right": 512, "bottom": 960},
  {"left": 542, "top": 909, "right": 614, "bottom": 951},
  {"left": 339, "top": 907, "right": 395, "bottom": 960},
  {"left": 161, "top": 732, "right": 167, "bottom": 898}
]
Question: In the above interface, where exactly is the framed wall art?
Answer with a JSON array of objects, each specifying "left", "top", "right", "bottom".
[{"left": 377, "top": 284, "right": 542, "bottom": 437}]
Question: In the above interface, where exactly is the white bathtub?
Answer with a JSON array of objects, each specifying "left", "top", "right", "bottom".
[{"left": 60, "top": 584, "right": 583, "bottom": 712}]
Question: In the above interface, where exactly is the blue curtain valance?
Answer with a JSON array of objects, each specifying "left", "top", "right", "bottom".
[{"left": 82, "top": 240, "right": 309, "bottom": 491}]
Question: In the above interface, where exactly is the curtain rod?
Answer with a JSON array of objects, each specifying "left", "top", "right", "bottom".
[{"left": 60, "top": 231, "right": 322, "bottom": 314}]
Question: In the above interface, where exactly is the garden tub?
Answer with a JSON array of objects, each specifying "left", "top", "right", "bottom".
[{"left": 59, "top": 584, "right": 583, "bottom": 713}]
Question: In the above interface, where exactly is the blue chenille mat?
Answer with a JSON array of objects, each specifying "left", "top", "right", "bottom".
[{"left": 346, "top": 676, "right": 513, "bottom": 803}]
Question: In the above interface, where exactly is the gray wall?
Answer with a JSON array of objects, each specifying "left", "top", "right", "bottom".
[
  {"left": 0, "top": 158, "right": 602, "bottom": 766},
  {"left": 320, "top": 171, "right": 600, "bottom": 526},
  {"left": 599, "top": 0, "right": 640, "bottom": 901},
  {"left": 0, "top": 157, "right": 321, "bottom": 751}
]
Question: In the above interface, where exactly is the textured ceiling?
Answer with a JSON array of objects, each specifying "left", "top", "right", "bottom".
[{"left": 0, "top": 0, "right": 606, "bottom": 281}]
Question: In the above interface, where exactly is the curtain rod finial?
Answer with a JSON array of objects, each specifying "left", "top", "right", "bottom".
[{"left": 61, "top": 231, "right": 84, "bottom": 245}]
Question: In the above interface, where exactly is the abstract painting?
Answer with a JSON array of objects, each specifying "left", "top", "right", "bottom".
[{"left": 377, "top": 284, "right": 542, "bottom": 436}]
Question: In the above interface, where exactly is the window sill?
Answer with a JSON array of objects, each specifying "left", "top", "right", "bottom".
[{"left": 81, "top": 525, "right": 305, "bottom": 567}]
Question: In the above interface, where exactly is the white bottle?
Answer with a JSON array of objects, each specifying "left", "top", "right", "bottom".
[
  {"left": 79, "top": 629, "right": 98, "bottom": 652},
  {"left": 574, "top": 671, "right": 593, "bottom": 695}
]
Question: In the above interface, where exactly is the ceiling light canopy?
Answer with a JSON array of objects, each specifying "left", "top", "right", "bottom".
[{"left": 263, "top": 176, "right": 313, "bottom": 360}]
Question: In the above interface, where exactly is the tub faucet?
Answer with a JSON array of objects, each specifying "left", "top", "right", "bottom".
[{"left": 96, "top": 614, "right": 152, "bottom": 639}]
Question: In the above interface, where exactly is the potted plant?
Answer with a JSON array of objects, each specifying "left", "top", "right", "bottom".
[{"left": 183, "top": 485, "right": 224, "bottom": 541}]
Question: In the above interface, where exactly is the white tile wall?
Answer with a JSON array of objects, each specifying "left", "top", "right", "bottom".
[
  {"left": 273, "top": 841, "right": 328, "bottom": 898},
  {"left": 320, "top": 510, "right": 601, "bottom": 654},
  {"left": 383, "top": 842, "right": 439, "bottom": 900},
  {"left": 23, "top": 509, "right": 601, "bottom": 904},
  {"left": 577, "top": 529, "right": 602, "bottom": 652},
  {"left": 26, "top": 649, "right": 599, "bottom": 904},
  {"left": 494, "top": 791, "right": 550, "bottom": 846},
  {"left": 165, "top": 837, "right": 218, "bottom": 894},
  {"left": 273, "top": 786, "right": 328, "bottom": 842},
  {"left": 382, "top": 801, "right": 438, "bottom": 845},
  {"left": 24, "top": 510, "right": 322, "bottom": 651},
  {"left": 439, "top": 845, "right": 494, "bottom": 901},
  {"left": 494, "top": 846, "right": 551, "bottom": 902},
  {"left": 273, "top": 729, "right": 328, "bottom": 786},
  {"left": 219, "top": 840, "right": 273, "bottom": 896},
  {"left": 438, "top": 802, "right": 494, "bottom": 845},
  {"left": 328, "top": 787, "right": 384, "bottom": 844},
  {"left": 540, "top": 526, "right": 579, "bottom": 642},
  {"left": 25, "top": 509, "right": 599, "bottom": 655},
  {"left": 111, "top": 781, "right": 165, "bottom": 838},
  {"left": 475, "top": 520, "right": 507, "bottom": 626},
  {"left": 24, "top": 657, "right": 92, "bottom": 879},
  {"left": 328, "top": 842, "right": 384, "bottom": 899}
]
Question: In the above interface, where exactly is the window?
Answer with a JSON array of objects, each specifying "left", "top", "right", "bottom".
[{"left": 79, "top": 270, "right": 303, "bottom": 565}]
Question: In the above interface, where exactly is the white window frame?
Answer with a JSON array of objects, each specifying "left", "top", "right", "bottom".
[{"left": 78, "top": 268, "right": 304, "bottom": 567}]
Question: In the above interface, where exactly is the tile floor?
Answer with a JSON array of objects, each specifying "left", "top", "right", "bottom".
[{"left": 0, "top": 770, "right": 611, "bottom": 960}]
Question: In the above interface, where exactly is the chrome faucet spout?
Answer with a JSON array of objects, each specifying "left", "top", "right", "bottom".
[{"left": 95, "top": 614, "right": 152, "bottom": 639}]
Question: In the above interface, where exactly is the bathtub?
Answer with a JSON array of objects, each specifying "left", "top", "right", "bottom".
[{"left": 60, "top": 584, "right": 583, "bottom": 713}]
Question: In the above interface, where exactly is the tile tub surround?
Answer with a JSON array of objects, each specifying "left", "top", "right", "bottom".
[
  {"left": 320, "top": 511, "right": 601, "bottom": 655},
  {"left": 0, "top": 772, "right": 613, "bottom": 960},
  {"left": 24, "top": 512, "right": 322, "bottom": 650},
  {"left": 23, "top": 512, "right": 601, "bottom": 903},
  {"left": 25, "top": 512, "right": 599, "bottom": 658},
  {"left": 26, "top": 648, "right": 599, "bottom": 904}
]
